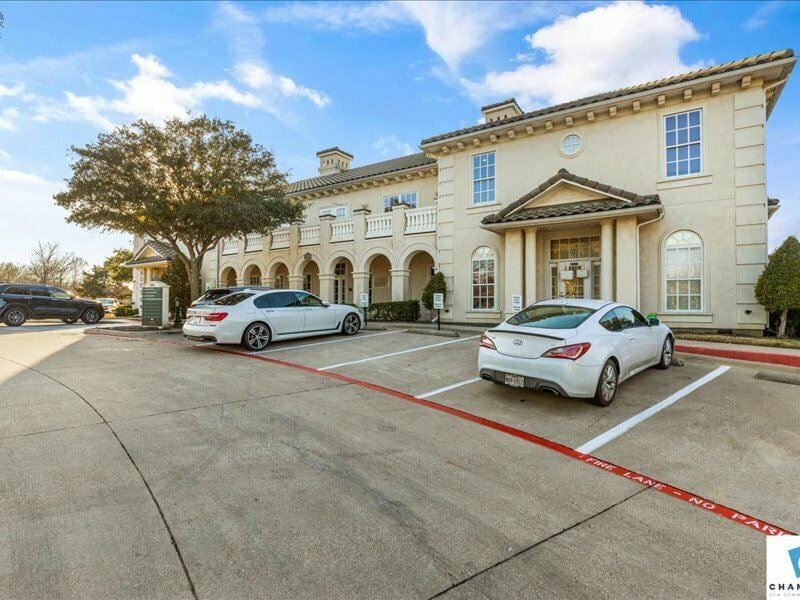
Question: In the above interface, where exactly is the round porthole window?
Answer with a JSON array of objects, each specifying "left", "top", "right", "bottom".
[{"left": 560, "top": 134, "right": 583, "bottom": 157}]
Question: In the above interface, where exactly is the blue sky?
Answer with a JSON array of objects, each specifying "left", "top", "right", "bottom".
[{"left": 0, "top": 0, "right": 798, "bottom": 266}]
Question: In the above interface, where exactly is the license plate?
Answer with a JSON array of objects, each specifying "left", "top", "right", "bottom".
[
  {"left": 504, "top": 373, "right": 525, "bottom": 388},
  {"left": 188, "top": 316, "right": 202, "bottom": 324}
]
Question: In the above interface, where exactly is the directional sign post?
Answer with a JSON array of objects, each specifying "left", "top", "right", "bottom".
[
  {"left": 360, "top": 292, "right": 369, "bottom": 327},
  {"left": 141, "top": 281, "right": 170, "bottom": 327},
  {"left": 433, "top": 293, "right": 444, "bottom": 331}
]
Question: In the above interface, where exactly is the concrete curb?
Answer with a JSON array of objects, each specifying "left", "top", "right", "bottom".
[
  {"left": 675, "top": 344, "right": 800, "bottom": 368},
  {"left": 754, "top": 370, "right": 800, "bottom": 386},
  {"left": 403, "top": 327, "right": 460, "bottom": 338}
]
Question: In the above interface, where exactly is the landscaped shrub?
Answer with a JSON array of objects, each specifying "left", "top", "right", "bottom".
[
  {"left": 421, "top": 272, "right": 447, "bottom": 311},
  {"left": 755, "top": 235, "right": 800, "bottom": 337},
  {"left": 366, "top": 300, "right": 420, "bottom": 322},
  {"left": 113, "top": 306, "right": 139, "bottom": 317}
]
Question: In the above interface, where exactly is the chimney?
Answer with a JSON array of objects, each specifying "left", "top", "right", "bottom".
[
  {"left": 316, "top": 147, "right": 353, "bottom": 175},
  {"left": 480, "top": 98, "right": 523, "bottom": 124}
]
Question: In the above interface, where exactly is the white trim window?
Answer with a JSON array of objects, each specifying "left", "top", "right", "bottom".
[
  {"left": 665, "top": 109, "right": 701, "bottom": 178},
  {"left": 664, "top": 230, "right": 703, "bottom": 311},
  {"left": 472, "top": 151, "right": 496, "bottom": 204},
  {"left": 471, "top": 246, "right": 496, "bottom": 310},
  {"left": 320, "top": 205, "right": 348, "bottom": 219},
  {"left": 383, "top": 192, "right": 417, "bottom": 212}
]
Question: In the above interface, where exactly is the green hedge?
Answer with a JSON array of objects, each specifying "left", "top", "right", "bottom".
[
  {"left": 113, "top": 306, "right": 139, "bottom": 317},
  {"left": 366, "top": 300, "right": 420, "bottom": 322}
]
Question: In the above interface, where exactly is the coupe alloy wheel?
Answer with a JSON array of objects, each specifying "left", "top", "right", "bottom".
[{"left": 600, "top": 363, "right": 617, "bottom": 403}]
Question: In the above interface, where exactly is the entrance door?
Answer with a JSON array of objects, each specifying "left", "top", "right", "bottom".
[{"left": 555, "top": 261, "right": 592, "bottom": 299}]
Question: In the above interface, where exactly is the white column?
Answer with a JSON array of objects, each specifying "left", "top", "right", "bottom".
[
  {"left": 318, "top": 274, "right": 335, "bottom": 303},
  {"left": 504, "top": 229, "right": 524, "bottom": 317},
  {"left": 615, "top": 216, "right": 638, "bottom": 307},
  {"left": 390, "top": 269, "right": 410, "bottom": 301},
  {"left": 352, "top": 271, "right": 370, "bottom": 305},
  {"left": 600, "top": 219, "right": 614, "bottom": 301},
  {"left": 524, "top": 228, "right": 537, "bottom": 305}
]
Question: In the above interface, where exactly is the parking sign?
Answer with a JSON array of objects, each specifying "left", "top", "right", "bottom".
[
  {"left": 359, "top": 293, "right": 369, "bottom": 308},
  {"left": 433, "top": 293, "right": 444, "bottom": 310}
]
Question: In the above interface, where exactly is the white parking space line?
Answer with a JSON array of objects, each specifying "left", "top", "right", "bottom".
[
  {"left": 575, "top": 365, "right": 730, "bottom": 455},
  {"left": 253, "top": 329, "right": 407, "bottom": 354},
  {"left": 319, "top": 336, "right": 480, "bottom": 371},
  {"left": 417, "top": 377, "right": 483, "bottom": 399}
]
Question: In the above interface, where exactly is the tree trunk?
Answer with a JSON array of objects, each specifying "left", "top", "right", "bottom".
[
  {"left": 778, "top": 308, "right": 789, "bottom": 338},
  {"left": 184, "top": 258, "right": 203, "bottom": 305}
]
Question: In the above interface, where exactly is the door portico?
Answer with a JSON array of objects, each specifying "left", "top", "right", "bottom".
[{"left": 482, "top": 169, "right": 662, "bottom": 316}]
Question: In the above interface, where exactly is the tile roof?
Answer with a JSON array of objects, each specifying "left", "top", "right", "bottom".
[
  {"left": 423, "top": 49, "right": 795, "bottom": 146},
  {"left": 482, "top": 168, "right": 661, "bottom": 225},
  {"left": 125, "top": 240, "right": 177, "bottom": 266},
  {"left": 288, "top": 152, "right": 436, "bottom": 194}
]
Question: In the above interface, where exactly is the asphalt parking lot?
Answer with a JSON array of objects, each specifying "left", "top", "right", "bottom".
[{"left": 1, "top": 322, "right": 798, "bottom": 599}]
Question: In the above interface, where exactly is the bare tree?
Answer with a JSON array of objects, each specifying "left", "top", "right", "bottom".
[
  {"left": 27, "top": 242, "right": 86, "bottom": 290},
  {"left": 0, "top": 262, "right": 29, "bottom": 283}
]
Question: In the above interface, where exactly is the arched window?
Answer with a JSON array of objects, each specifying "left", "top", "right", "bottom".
[
  {"left": 471, "top": 246, "right": 496, "bottom": 310},
  {"left": 664, "top": 230, "right": 703, "bottom": 311}
]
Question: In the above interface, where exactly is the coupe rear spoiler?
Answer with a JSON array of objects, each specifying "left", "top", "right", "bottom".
[{"left": 486, "top": 329, "right": 565, "bottom": 341}]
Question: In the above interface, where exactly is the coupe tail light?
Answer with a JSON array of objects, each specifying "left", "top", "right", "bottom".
[
  {"left": 479, "top": 334, "right": 496, "bottom": 350},
  {"left": 203, "top": 312, "right": 228, "bottom": 322},
  {"left": 541, "top": 342, "right": 591, "bottom": 360}
]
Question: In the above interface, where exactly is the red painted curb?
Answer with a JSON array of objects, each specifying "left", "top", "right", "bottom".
[
  {"left": 210, "top": 345, "right": 795, "bottom": 538},
  {"left": 676, "top": 344, "right": 800, "bottom": 368}
]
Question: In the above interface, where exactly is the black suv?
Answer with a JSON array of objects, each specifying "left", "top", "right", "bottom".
[{"left": 0, "top": 284, "right": 105, "bottom": 327}]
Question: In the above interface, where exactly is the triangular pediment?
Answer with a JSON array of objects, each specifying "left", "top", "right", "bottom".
[{"left": 517, "top": 180, "right": 609, "bottom": 210}]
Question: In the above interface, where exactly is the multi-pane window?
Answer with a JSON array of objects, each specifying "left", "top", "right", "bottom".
[
  {"left": 665, "top": 230, "right": 703, "bottom": 311},
  {"left": 471, "top": 246, "right": 496, "bottom": 310},
  {"left": 320, "top": 206, "right": 348, "bottom": 219},
  {"left": 383, "top": 192, "right": 417, "bottom": 212},
  {"left": 472, "top": 152, "right": 496, "bottom": 205},
  {"left": 303, "top": 274, "right": 312, "bottom": 292},
  {"left": 665, "top": 109, "right": 701, "bottom": 177},
  {"left": 249, "top": 275, "right": 262, "bottom": 286}
]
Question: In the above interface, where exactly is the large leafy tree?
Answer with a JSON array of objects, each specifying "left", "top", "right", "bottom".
[
  {"left": 55, "top": 116, "right": 303, "bottom": 300},
  {"left": 755, "top": 235, "right": 800, "bottom": 338},
  {"left": 78, "top": 249, "right": 134, "bottom": 299}
]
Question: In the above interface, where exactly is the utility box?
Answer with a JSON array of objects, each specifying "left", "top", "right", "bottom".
[{"left": 141, "top": 281, "right": 170, "bottom": 327}]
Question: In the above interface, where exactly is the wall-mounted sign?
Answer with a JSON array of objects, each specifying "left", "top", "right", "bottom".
[
  {"left": 511, "top": 294, "right": 523, "bottom": 312},
  {"left": 576, "top": 269, "right": 589, "bottom": 279},
  {"left": 560, "top": 270, "right": 574, "bottom": 280}
]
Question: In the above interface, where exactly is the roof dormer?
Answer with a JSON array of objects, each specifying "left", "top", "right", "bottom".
[{"left": 481, "top": 98, "right": 523, "bottom": 124}]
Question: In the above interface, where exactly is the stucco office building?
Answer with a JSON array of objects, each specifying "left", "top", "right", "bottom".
[{"left": 129, "top": 50, "right": 795, "bottom": 334}]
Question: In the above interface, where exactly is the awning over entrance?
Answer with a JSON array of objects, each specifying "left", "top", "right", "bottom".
[{"left": 481, "top": 168, "right": 662, "bottom": 230}]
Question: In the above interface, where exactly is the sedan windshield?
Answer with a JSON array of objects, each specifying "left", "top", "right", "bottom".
[
  {"left": 507, "top": 305, "right": 594, "bottom": 329},
  {"left": 211, "top": 293, "right": 254, "bottom": 306}
]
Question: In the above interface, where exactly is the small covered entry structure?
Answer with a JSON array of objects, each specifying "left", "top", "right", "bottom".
[{"left": 481, "top": 169, "right": 663, "bottom": 317}]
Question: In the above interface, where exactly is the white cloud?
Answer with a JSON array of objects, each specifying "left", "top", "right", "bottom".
[
  {"left": 260, "top": 1, "right": 578, "bottom": 71},
  {"left": 743, "top": 1, "right": 783, "bottom": 31},
  {"left": 261, "top": 1, "right": 409, "bottom": 32},
  {"left": 0, "top": 148, "right": 10, "bottom": 160},
  {"left": 215, "top": 2, "right": 330, "bottom": 111},
  {"left": 461, "top": 1, "right": 703, "bottom": 107},
  {"left": 0, "top": 84, "right": 25, "bottom": 97},
  {"left": 373, "top": 135, "right": 415, "bottom": 157},
  {"left": 0, "top": 108, "right": 20, "bottom": 131},
  {"left": 33, "top": 53, "right": 262, "bottom": 128},
  {"left": 0, "top": 167, "right": 129, "bottom": 264}
]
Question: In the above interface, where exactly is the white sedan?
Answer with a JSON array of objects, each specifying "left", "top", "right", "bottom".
[
  {"left": 184, "top": 289, "right": 362, "bottom": 351},
  {"left": 478, "top": 299, "right": 673, "bottom": 406}
]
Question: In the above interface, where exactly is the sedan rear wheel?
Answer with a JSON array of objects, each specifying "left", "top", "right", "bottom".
[
  {"left": 591, "top": 359, "right": 618, "bottom": 407},
  {"left": 341, "top": 313, "right": 360, "bottom": 336},
  {"left": 657, "top": 337, "right": 673, "bottom": 370},
  {"left": 243, "top": 322, "right": 271, "bottom": 351}
]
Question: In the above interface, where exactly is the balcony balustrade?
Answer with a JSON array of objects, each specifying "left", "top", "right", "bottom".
[{"left": 271, "top": 229, "right": 290, "bottom": 249}]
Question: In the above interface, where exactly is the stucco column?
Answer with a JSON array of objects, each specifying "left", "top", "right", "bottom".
[
  {"left": 288, "top": 275, "right": 304, "bottom": 290},
  {"left": 318, "top": 274, "right": 335, "bottom": 303},
  {"left": 352, "top": 206, "right": 371, "bottom": 253},
  {"left": 263, "top": 276, "right": 276, "bottom": 288},
  {"left": 600, "top": 219, "right": 614, "bottom": 301},
  {"left": 352, "top": 271, "right": 370, "bottom": 305},
  {"left": 319, "top": 213, "right": 335, "bottom": 250},
  {"left": 390, "top": 269, "right": 410, "bottom": 301},
  {"left": 504, "top": 229, "right": 524, "bottom": 317},
  {"left": 524, "top": 228, "right": 538, "bottom": 305},
  {"left": 615, "top": 215, "right": 638, "bottom": 307},
  {"left": 289, "top": 220, "right": 303, "bottom": 256}
]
